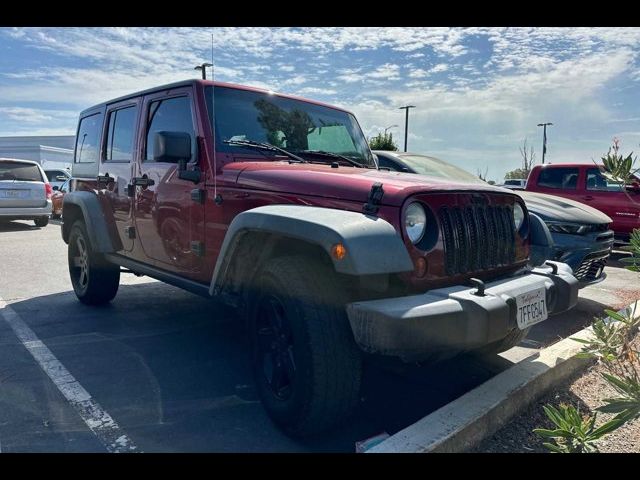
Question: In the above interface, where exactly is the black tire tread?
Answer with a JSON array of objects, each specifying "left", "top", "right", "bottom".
[
  {"left": 68, "top": 220, "right": 120, "bottom": 305},
  {"left": 256, "top": 255, "right": 362, "bottom": 437}
]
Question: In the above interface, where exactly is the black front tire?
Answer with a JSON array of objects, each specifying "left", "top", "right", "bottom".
[
  {"left": 34, "top": 216, "right": 49, "bottom": 227},
  {"left": 68, "top": 220, "right": 120, "bottom": 305},
  {"left": 249, "top": 255, "right": 363, "bottom": 437}
]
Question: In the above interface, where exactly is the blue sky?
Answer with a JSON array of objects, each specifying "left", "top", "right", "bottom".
[{"left": 1, "top": 27, "right": 640, "bottom": 181}]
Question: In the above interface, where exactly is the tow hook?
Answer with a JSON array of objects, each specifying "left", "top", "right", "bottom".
[{"left": 469, "top": 277, "right": 486, "bottom": 297}]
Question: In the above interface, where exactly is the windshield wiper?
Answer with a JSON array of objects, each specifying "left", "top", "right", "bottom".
[
  {"left": 295, "top": 150, "right": 367, "bottom": 168},
  {"left": 223, "top": 139, "right": 308, "bottom": 164}
]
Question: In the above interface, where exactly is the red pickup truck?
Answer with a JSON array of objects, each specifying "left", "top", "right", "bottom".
[{"left": 525, "top": 163, "right": 640, "bottom": 241}]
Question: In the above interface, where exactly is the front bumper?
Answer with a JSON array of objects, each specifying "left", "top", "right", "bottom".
[
  {"left": 550, "top": 230, "right": 614, "bottom": 288},
  {"left": 346, "top": 261, "right": 578, "bottom": 361},
  {"left": 0, "top": 202, "right": 52, "bottom": 220}
]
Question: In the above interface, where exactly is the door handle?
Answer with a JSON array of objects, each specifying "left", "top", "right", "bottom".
[
  {"left": 584, "top": 195, "right": 594, "bottom": 201},
  {"left": 131, "top": 175, "right": 155, "bottom": 188}
]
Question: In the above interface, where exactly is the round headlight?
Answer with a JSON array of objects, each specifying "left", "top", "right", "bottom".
[
  {"left": 513, "top": 202, "right": 525, "bottom": 230},
  {"left": 405, "top": 202, "right": 427, "bottom": 244}
]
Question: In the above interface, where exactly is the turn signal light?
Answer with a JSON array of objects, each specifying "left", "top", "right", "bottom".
[
  {"left": 414, "top": 257, "right": 427, "bottom": 278},
  {"left": 44, "top": 183, "right": 53, "bottom": 200},
  {"left": 331, "top": 243, "right": 347, "bottom": 260}
]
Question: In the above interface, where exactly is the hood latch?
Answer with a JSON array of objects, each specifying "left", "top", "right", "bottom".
[{"left": 363, "top": 182, "right": 384, "bottom": 215}]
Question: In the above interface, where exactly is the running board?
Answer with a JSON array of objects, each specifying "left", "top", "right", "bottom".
[{"left": 105, "top": 254, "right": 211, "bottom": 298}]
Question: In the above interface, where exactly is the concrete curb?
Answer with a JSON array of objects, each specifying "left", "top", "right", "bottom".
[{"left": 368, "top": 300, "right": 640, "bottom": 453}]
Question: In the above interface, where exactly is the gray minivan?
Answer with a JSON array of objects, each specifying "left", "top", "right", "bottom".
[{"left": 0, "top": 158, "right": 52, "bottom": 227}]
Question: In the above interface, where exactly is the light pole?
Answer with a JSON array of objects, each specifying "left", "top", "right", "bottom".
[
  {"left": 399, "top": 106, "right": 415, "bottom": 152},
  {"left": 194, "top": 62, "right": 213, "bottom": 80},
  {"left": 537, "top": 122, "right": 553, "bottom": 164},
  {"left": 384, "top": 124, "right": 398, "bottom": 135}
]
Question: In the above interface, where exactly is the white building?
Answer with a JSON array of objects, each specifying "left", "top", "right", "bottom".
[{"left": 0, "top": 135, "right": 75, "bottom": 169}]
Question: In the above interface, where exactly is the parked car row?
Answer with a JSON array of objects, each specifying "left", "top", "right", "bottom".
[{"left": 373, "top": 151, "right": 615, "bottom": 288}]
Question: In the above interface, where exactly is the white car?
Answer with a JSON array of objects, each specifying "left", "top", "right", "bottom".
[
  {"left": 0, "top": 158, "right": 53, "bottom": 227},
  {"left": 501, "top": 179, "right": 527, "bottom": 189}
]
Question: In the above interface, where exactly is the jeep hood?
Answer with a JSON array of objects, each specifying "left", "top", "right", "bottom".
[
  {"left": 231, "top": 162, "right": 517, "bottom": 206},
  {"left": 517, "top": 191, "right": 612, "bottom": 225}
]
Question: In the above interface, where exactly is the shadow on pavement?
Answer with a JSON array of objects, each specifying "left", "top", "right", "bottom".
[
  {"left": 0, "top": 220, "right": 42, "bottom": 232},
  {"left": 5, "top": 282, "right": 516, "bottom": 452}
]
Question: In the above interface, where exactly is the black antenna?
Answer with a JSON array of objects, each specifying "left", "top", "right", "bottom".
[{"left": 211, "top": 33, "right": 222, "bottom": 205}]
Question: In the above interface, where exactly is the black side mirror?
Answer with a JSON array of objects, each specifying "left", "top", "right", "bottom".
[
  {"left": 154, "top": 131, "right": 200, "bottom": 183},
  {"left": 154, "top": 131, "right": 192, "bottom": 163},
  {"left": 52, "top": 185, "right": 60, "bottom": 191}
]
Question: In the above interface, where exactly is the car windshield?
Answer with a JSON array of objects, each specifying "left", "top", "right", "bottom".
[
  {"left": 395, "top": 154, "right": 484, "bottom": 184},
  {"left": 205, "top": 86, "right": 375, "bottom": 167},
  {"left": 0, "top": 161, "right": 43, "bottom": 182}
]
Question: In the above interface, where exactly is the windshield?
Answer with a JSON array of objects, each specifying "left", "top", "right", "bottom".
[
  {"left": 205, "top": 86, "right": 375, "bottom": 167},
  {"left": 0, "top": 161, "right": 43, "bottom": 182},
  {"left": 396, "top": 154, "right": 484, "bottom": 184}
]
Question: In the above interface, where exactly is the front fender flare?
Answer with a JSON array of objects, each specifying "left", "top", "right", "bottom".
[{"left": 209, "top": 205, "right": 413, "bottom": 296}]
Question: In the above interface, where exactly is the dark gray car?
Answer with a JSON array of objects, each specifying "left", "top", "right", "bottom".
[{"left": 373, "top": 150, "right": 614, "bottom": 287}]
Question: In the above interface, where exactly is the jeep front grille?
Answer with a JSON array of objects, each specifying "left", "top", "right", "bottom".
[{"left": 439, "top": 205, "right": 516, "bottom": 275}]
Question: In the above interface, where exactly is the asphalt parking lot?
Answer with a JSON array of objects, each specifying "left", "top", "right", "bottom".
[{"left": 0, "top": 219, "right": 638, "bottom": 452}]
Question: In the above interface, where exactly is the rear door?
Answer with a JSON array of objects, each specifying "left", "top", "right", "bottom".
[
  {"left": 132, "top": 87, "right": 205, "bottom": 280},
  {"left": 101, "top": 99, "right": 140, "bottom": 253},
  {"left": 0, "top": 160, "right": 47, "bottom": 209},
  {"left": 583, "top": 167, "right": 640, "bottom": 235}
]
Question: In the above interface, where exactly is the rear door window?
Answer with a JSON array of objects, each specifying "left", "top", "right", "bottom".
[
  {"left": 105, "top": 105, "right": 137, "bottom": 162},
  {"left": 75, "top": 112, "right": 103, "bottom": 164},
  {"left": 537, "top": 167, "right": 580, "bottom": 189},
  {"left": 586, "top": 168, "right": 624, "bottom": 192},
  {"left": 0, "top": 161, "right": 43, "bottom": 182}
]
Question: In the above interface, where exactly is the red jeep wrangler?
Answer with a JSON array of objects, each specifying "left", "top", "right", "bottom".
[{"left": 62, "top": 80, "right": 578, "bottom": 436}]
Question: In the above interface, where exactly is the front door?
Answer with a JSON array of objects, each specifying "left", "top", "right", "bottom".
[{"left": 132, "top": 87, "right": 205, "bottom": 280}]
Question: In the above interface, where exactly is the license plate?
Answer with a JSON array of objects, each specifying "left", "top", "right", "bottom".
[
  {"left": 516, "top": 287, "right": 547, "bottom": 330},
  {"left": 0, "top": 189, "right": 28, "bottom": 198}
]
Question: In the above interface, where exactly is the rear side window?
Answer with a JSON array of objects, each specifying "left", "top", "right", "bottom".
[
  {"left": 105, "top": 105, "right": 137, "bottom": 162},
  {"left": 75, "top": 112, "right": 103, "bottom": 164},
  {"left": 375, "top": 154, "right": 400, "bottom": 171},
  {"left": 45, "top": 170, "right": 69, "bottom": 182},
  {"left": 145, "top": 96, "right": 195, "bottom": 163},
  {"left": 0, "top": 161, "right": 43, "bottom": 182},
  {"left": 586, "top": 168, "right": 623, "bottom": 192},
  {"left": 537, "top": 167, "right": 580, "bottom": 189}
]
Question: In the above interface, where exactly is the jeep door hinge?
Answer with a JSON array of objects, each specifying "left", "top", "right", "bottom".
[
  {"left": 190, "top": 241, "right": 205, "bottom": 257},
  {"left": 363, "top": 182, "right": 384, "bottom": 215},
  {"left": 191, "top": 188, "right": 206, "bottom": 204}
]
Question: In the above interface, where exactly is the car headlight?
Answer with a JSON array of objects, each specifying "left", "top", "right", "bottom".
[
  {"left": 513, "top": 202, "right": 525, "bottom": 230},
  {"left": 405, "top": 202, "right": 427, "bottom": 244},
  {"left": 546, "top": 222, "right": 589, "bottom": 235}
]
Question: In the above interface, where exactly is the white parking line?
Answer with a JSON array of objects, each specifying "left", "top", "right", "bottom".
[{"left": 0, "top": 298, "right": 139, "bottom": 453}]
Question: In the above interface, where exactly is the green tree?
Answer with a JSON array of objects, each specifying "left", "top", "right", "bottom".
[
  {"left": 369, "top": 132, "right": 398, "bottom": 151},
  {"left": 504, "top": 168, "right": 530, "bottom": 180}
]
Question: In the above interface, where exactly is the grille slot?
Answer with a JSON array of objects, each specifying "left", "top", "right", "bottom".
[
  {"left": 573, "top": 253, "right": 608, "bottom": 283},
  {"left": 439, "top": 205, "right": 516, "bottom": 275}
]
